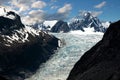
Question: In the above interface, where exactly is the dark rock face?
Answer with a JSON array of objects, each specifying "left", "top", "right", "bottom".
[
  {"left": 67, "top": 20, "right": 120, "bottom": 80},
  {"left": 0, "top": 11, "right": 24, "bottom": 35},
  {"left": 0, "top": 11, "right": 59, "bottom": 80},
  {"left": 0, "top": 76, "right": 7, "bottom": 80},
  {"left": 0, "top": 33, "right": 59, "bottom": 80},
  {"left": 69, "top": 12, "right": 106, "bottom": 32},
  {"left": 51, "top": 20, "right": 70, "bottom": 33}
]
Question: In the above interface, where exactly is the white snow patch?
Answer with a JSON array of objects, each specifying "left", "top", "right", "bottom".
[
  {"left": 2, "top": 25, "right": 41, "bottom": 46},
  {"left": 58, "top": 40, "right": 62, "bottom": 47},
  {"left": 102, "top": 22, "right": 110, "bottom": 28},
  {"left": 0, "top": 7, "right": 6, "bottom": 16},
  {"left": 0, "top": 7, "right": 16, "bottom": 20},
  {"left": 4, "top": 44, "right": 11, "bottom": 47},
  {"left": 24, "top": 25, "right": 40, "bottom": 36},
  {"left": 5, "top": 14, "right": 16, "bottom": 20},
  {"left": 69, "top": 30, "right": 103, "bottom": 35},
  {"left": 84, "top": 27, "right": 94, "bottom": 32},
  {"left": 43, "top": 20, "right": 58, "bottom": 29}
]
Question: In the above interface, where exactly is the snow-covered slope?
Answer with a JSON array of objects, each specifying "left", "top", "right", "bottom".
[{"left": 2, "top": 25, "right": 41, "bottom": 46}]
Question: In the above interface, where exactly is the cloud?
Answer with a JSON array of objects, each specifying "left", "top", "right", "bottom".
[
  {"left": 43, "top": 13, "right": 69, "bottom": 20},
  {"left": 57, "top": 4, "right": 72, "bottom": 14},
  {"left": 18, "top": 6, "right": 29, "bottom": 12},
  {"left": 34, "top": 3, "right": 73, "bottom": 22},
  {"left": 22, "top": 9, "right": 72, "bottom": 25},
  {"left": 22, "top": 16, "right": 35, "bottom": 25},
  {"left": 10, "top": 0, "right": 46, "bottom": 12},
  {"left": 10, "top": 0, "right": 34, "bottom": 12},
  {"left": 91, "top": 11, "right": 103, "bottom": 17},
  {"left": 22, "top": 9, "right": 46, "bottom": 24},
  {"left": 0, "top": 0, "right": 9, "bottom": 3},
  {"left": 32, "top": 1, "right": 46, "bottom": 8},
  {"left": 22, "top": 10, "right": 45, "bottom": 24},
  {"left": 44, "top": 4, "right": 72, "bottom": 20},
  {"left": 29, "top": 10, "right": 45, "bottom": 17},
  {"left": 51, "top": 6, "right": 58, "bottom": 9},
  {"left": 79, "top": 10, "right": 103, "bottom": 17},
  {"left": 94, "top": 1, "right": 106, "bottom": 9},
  {"left": 12, "top": 0, "right": 35, "bottom": 5},
  {"left": 0, "top": 0, "right": 72, "bottom": 24}
]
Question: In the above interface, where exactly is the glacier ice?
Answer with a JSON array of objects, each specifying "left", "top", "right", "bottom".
[{"left": 26, "top": 33, "right": 103, "bottom": 80}]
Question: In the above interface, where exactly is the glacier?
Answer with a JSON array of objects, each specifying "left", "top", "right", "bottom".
[{"left": 26, "top": 33, "right": 103, "bottom": 80}]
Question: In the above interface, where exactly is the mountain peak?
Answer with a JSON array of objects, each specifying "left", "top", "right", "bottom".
[
  {"left": 69, "top": 11, "right": 106, "bottom": 32},
  {"left": 0, "top": 11, "right": 24, "bottom": 35},
  {"left": 51, "top": 20, "right": 70, "bottom": 33}
]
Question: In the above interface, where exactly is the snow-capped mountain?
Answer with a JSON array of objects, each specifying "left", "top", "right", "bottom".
[
  {"left": 32, "top": 20, "right": 58, "bottom": 32},
  {"left": 69, "top": 11, "right": 109, "bottom": 33},
  {"left": 0, "top": 9, "right": 59, "bottom": 80},
  {"left": 31, "top": 11, "right": 110, "bottom": 33}
]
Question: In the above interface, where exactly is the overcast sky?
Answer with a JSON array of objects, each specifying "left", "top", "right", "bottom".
[{"left": 0, "top": 0, "right": 120, "bottom": 24}]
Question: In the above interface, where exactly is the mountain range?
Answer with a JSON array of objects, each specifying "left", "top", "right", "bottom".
[{"left": 33, "top": 11, "right": 110, "bottom": 33}]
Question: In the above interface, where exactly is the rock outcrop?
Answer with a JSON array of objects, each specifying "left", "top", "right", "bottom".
[
  {"left": 0, "top": 11, "right": 24, "bottom": 35},
  {"left": 51, "top": 20, "right": 70, "bottom": 33},
  {"left": 67, "top": 20, "right": 120, "bottom": 80},
  {"left": 0, "top": 11, "right": 59, "bottom": 80}
]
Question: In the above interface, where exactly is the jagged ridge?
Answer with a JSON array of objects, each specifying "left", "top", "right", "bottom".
[{"left": 69, "top": 11, "right": 107, "bottom": 32}]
